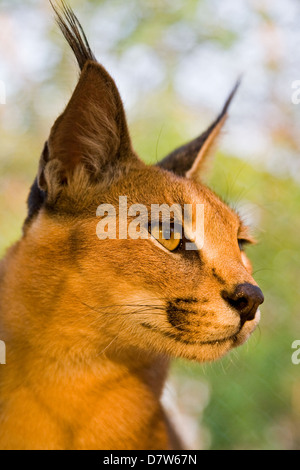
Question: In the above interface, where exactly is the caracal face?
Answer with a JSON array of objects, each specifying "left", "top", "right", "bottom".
[{"left": 29, "top": 164, "right": 262, "bottom": 363}]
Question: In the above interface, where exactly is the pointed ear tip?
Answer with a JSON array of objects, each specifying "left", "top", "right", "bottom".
[
  {"left": 232, "top": 77, "right": 242, "bottom": 98},
  {"left": 223, "top": 78, "right": 242, "bottom": 114},
  {"left": 78, "top": 60, "right": 121, "bottom": 94},
  {"left": 81, "top": 59, "right": 99, "bottom": 71}
]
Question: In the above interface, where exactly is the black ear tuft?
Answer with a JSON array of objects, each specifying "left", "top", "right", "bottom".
[
  {"left": 157, "top": 79, "right": 241, "bottom": 177},
  {"left": 50, "top": 0, "right": 96, "bottom": 70}
]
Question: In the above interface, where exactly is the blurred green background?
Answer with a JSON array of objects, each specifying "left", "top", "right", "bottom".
[{"left": 0, "top": 0, "right": 299, "bottom": 449}]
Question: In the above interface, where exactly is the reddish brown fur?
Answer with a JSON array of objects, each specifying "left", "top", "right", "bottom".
[{"left": 0, "top": 2, "right": 263, "bottom": 450}]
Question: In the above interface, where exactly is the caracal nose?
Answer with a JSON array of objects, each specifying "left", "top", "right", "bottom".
[{"left": 222, "top": 283, "right": 264, "bottom": 324}]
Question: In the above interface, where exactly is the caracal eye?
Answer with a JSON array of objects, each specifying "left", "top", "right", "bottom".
[
  {"left": 238, "top": 239, "right": 249, "bottom": 251},
  {"left": 150, "top": 222, "right": 181, "bottom": 252}
]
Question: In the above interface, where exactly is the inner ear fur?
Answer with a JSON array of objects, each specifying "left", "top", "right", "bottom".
[
  {"left": 157, "top": 80, "right": 240, "bottom": 180},
  {"left": 39, "top": 60, "right": 139, "bottom": 198}
]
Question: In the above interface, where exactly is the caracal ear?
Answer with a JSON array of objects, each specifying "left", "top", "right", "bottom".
[
  {"left": 157, "top": 80, "right": 240, "bottom": 181},
  {"left": 38, "top": 2, "right": 139, "bottom": 202}
]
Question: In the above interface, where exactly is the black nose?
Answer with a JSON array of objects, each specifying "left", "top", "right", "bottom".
[{"left": 222, "top": 283, "right": 264, "bottom": 324}]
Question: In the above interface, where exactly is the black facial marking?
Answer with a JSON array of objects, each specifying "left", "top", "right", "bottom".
[
  {"left": 166, "top": 298, "right": 201, "bottom": 329},
  {"left": 24, "top": 177, "right": 46, "bottom": 226},
  {"left": 212, "top": 267, "right": 226, "bottom": 285},
  {"left": 141, "top": 322, "right": 233, "bottom": 346},
  {"left": 174, "top": 297, "right": 197, "bottom": 304},
  {"left": 24, "top": 142, "right": 49, "bottom": 226},
  {"left": 141, "top": 322, "right": 197, "bottom": 345},
  {"left": 167, "top": 301, "right": 186, "bottom": 328}
]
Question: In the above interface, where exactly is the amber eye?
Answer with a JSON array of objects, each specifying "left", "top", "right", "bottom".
[{"left": 150, "top": 222, "right": 182, "bottom": 252}]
